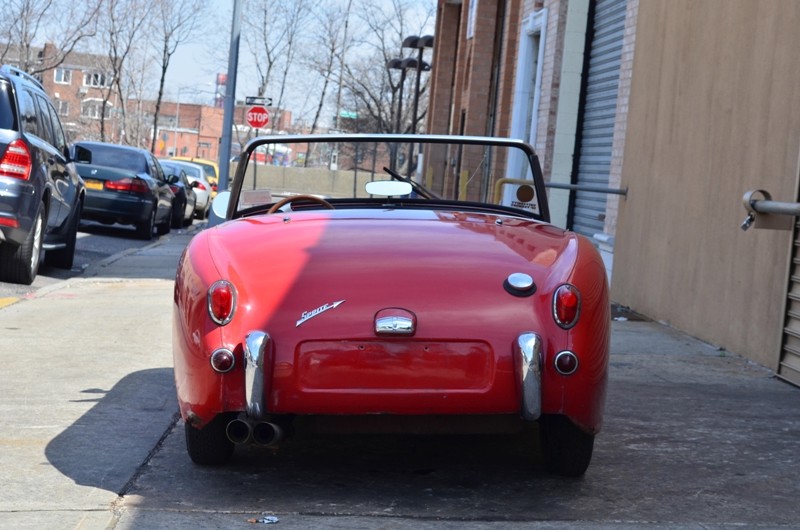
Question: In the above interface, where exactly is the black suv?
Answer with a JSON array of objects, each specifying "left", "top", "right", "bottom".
[{"left": 0, "top": 65, "right": 85, "bottom": 284}]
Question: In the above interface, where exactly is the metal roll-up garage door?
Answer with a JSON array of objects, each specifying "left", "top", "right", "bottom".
[{"left": 570, "top": 0, "right": 627, "bottom": 239}]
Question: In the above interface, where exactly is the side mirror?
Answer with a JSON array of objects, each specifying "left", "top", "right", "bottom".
[
  {"left": 168, "top": 174, "right": 180, "bottom": 185},
  {"left": 208, "top": 190, "right": 231, "bottom": 227}
]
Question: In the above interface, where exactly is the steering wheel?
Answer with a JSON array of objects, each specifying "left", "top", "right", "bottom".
[{"left": 267, "top": 194, "right": 335, "bottom": 214}]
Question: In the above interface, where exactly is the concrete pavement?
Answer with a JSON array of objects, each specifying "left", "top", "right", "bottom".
[
  {"left": 0, "top": 225, "right": 195, "bottom": 529},
  {"left": 0, "top": 223, "right": 799, "bottom": 528}
]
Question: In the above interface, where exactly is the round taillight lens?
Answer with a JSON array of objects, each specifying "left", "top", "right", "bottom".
[
  {"left": 554, "top": 351, "right": 579, "bottom": 375},
  {"left": 208, "top": 280, "right": 236, "bottom": 325},
  {"left": 210, "top": 348, "right": 235, "bottom": 373},
  {"left": 553, "top": 284, "right": 581, "bottom": 329}
]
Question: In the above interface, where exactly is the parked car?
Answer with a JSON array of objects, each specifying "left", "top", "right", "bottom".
[
  {"left": 173, "top": 134, "right": 611, "bottom": 477},
  {"left": 72, "top": 141, "right": 173, "bottom": 240},
  {"left": 0, "top": 65, "right": 85, "bottom": 284},
  {"left": 159, "top": 159, "right": 209, "bottom": 220},
  {"left": 157, "top": 160, "right": 196, "bottom": 228},
  {"left": 170, "top": 156, "right": 218, "bottom": 197}
]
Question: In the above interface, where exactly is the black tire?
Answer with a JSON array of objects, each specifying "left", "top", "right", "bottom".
[
  {"left": 183, "top": 202, "right": 195, "bottom": 227},
  {"left": 45, "top": 199, "right": 81, "bottom": 270},
  {"left": 0, "top": 205, "right": 44, "bottom": 285},
  {"left": 171, "top": 199, "right": 184, "bottom": 229},
  {"left": 157, "top": 206, "right": 172, "bottom": 236},
  {"left": 539, "top": 414, "right": 595, "bottom": 477},
  {"left": 185, "top": 415, "right": 235, "bottom": 465},
  {"left": 136, "top": 207, "right": 156, "bottom": 240}
]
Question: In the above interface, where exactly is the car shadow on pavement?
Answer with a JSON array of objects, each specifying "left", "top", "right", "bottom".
[{"left": 45, "top": 368, "right": 178, "bottom": 494}]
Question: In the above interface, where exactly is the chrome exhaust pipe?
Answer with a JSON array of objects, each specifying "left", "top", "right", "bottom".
[
  {"left": 252, "top": 421, "right": 283, "bottom": 447},
  {"left": 226, "top": 418, "right": 252, "bottom": 444}
]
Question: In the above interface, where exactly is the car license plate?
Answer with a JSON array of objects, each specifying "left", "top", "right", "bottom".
[{"left": 84, "top": 179, "right": 103, "bottom": 190}]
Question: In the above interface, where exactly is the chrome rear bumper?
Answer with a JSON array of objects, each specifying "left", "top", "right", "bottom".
[
  {"left": 244, "top": 331, "right": 270, "bottom": 419},
  {"left": 516, "top": 333, "right": 542, "bottom": 421}
]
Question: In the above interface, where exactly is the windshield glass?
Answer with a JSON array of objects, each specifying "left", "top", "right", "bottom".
[
  {"left": 81, "top": 143, "right": 147, "bottom": 173},
  {"left": 231, "top": 135, "right": 546, "bottom": 220}
]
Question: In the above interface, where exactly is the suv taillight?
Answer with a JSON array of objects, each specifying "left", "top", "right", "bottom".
[{"left": 0, "top": 139, "right": 32, "bottom": 180}]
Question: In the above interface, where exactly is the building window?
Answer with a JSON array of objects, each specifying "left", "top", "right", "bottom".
[
  {"left": 467, "top": 0, "right": 478, "bottom": 39},
  {"left": 83, "top": 72, "right": 112, "bottom": 88},
  {"left": 54, "top": 68, "right": 72, "bottom": 85},
  {"left": 81, "top": 99, "right": 111, "bottom": 120},
  {"left": 55, "top": 99, "right": 69, "bottom": 117}
]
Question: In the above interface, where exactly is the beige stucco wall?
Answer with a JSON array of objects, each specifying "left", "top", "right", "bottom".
[{"left": 612, "top": 0, "right": 800, "bottom": 368}]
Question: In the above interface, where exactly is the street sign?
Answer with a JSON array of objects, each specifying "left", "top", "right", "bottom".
[
  {"left": 246, "top": 96, "right": 273, "bottom": 106},
  {"left": 246, "top": 105, "right": 270, "bottom": 129}
]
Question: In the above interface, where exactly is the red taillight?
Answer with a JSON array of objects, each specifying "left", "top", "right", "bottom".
[
  {"left": 169, "top": 184, "right": 180, "bottom": 194},
  {"left": 0, "top": 139, "right": 32, "bottom": 180},
  {"left": 553, "top": 284, "right": 581, "bottom": 329},
  {"left": 194, "top": 182, "right": 207, "bottom": 191},
  {"left": 208, "top": 280, "right": 236, "bottom": 325},
  {"left": 0, "top": 217, "right": 19, "bottom": 228},
  {"left": 105, "top": 177, "right": 149, "bottom": 194}
]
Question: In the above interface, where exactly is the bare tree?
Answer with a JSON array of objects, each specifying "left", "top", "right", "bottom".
[
  {"left": 120, "top": 43, "right": 157, "bottom": 148},
  {"left": 0, "top": 0, "right": 102, "bottom": 74},
  {"left": 233, "top": 0, "right": 314, "bottom": 149},
  {"left": 96, "top": 0, "right": 154, "bottom": 142},
  {"left": 303, "top": 2, "right": 353, "bottom": 136},
  {"left": 149, "top": 0, "right": 206, "bottom": 153},
  {"left": 340, "top": 0, "right": 434, "bottom": 134}
]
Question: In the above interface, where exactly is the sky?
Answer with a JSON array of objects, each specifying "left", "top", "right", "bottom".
[
  {"left": 162, "top": 0, "right": 437, "bottom": 125},
  {"left": 162, "top": 0, "right": 233, "bottom": 106}
]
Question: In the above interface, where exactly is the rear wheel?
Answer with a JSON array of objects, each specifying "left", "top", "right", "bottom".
[
  {"left": 0, "top": 205, "right": 44, "bottom": 285},
  {"left": 539, "top": 414, "right": 595, "bottom": 477},
  {"left": 171, "top": 199, "right": 184, "bottom": 228},
  {"left": 136, "top": 207, "right": 155, "bottom": 240},
  {"left": 157, "top": 206, "right": 172, "bottom": 235},
  {"left": 45, "top": 199, "right": 81, "bottom": 269},
  {"left": 185, "top": 415, "right": 235, "bottom": 465}
]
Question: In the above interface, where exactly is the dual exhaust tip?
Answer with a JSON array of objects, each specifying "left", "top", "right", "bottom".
[{"left": 226, "top": 418, "right": 283, "bottom": 446}]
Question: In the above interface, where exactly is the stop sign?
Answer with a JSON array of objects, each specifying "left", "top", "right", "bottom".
[{"left": 246, "top": 105, "right": 270, "bottom": 128}]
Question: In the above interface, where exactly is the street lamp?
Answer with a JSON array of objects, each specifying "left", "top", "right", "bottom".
[
  {"left": 387, "top": 57, "right": 425, "bottom": 171},
  {"left": 401, "top": 35, "right": 434, "bottom": 178},
  {"left": 402, "top": 35, "right": 434, "bottom": 136}
]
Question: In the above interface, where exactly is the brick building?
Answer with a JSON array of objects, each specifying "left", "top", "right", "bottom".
[
  {"left": 3, "top": 43, "right": 292, "bottom": 163},
  {"left": 427, "top": 0, "right": 800, "bottom": 383}
]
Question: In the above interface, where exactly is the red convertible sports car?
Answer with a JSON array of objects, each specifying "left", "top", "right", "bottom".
[{"left": 173, "top": 134, "right": 610, "bottom": 476}]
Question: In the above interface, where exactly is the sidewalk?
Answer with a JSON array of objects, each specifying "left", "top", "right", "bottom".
[
  {"left": 0, "top": 227, "right": 198, "bottom": 529},
  {"left": 80, "top": 223, "right": 201, "bottom": 281}
]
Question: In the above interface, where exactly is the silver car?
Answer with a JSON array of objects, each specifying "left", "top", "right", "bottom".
[{"left": 159, "top": 160, "right": 212, "bottom": 220}]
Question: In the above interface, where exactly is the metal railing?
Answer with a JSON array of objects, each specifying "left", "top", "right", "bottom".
[
  {"left": 741, "top": 189, "right": 795, "bottom": 231},
  {"left": 544, "top": 182, "right": 628, "bottom": 196},
  {"left": 493, "top": 178, "right": 628, "bottom": 204}
]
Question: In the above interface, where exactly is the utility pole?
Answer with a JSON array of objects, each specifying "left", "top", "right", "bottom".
[{"left": 217, "top": 0, "right": 242, "bottom": 195}]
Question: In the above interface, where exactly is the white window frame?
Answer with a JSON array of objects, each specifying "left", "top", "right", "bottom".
[
  {"left": 55, "top": 99, "right": 69, "bottom": 117},
  {"left": 503, "top": 9, "right": 548, "bottom": 205},
  {"left": 83, "top": 72, "right": 112, "bottom": 88},
  {"left": 81, "top": 98, "right": 112, "bottom": 120},
  {"left": 54, "top": 68, "right": 71, "bottom": 85}
]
